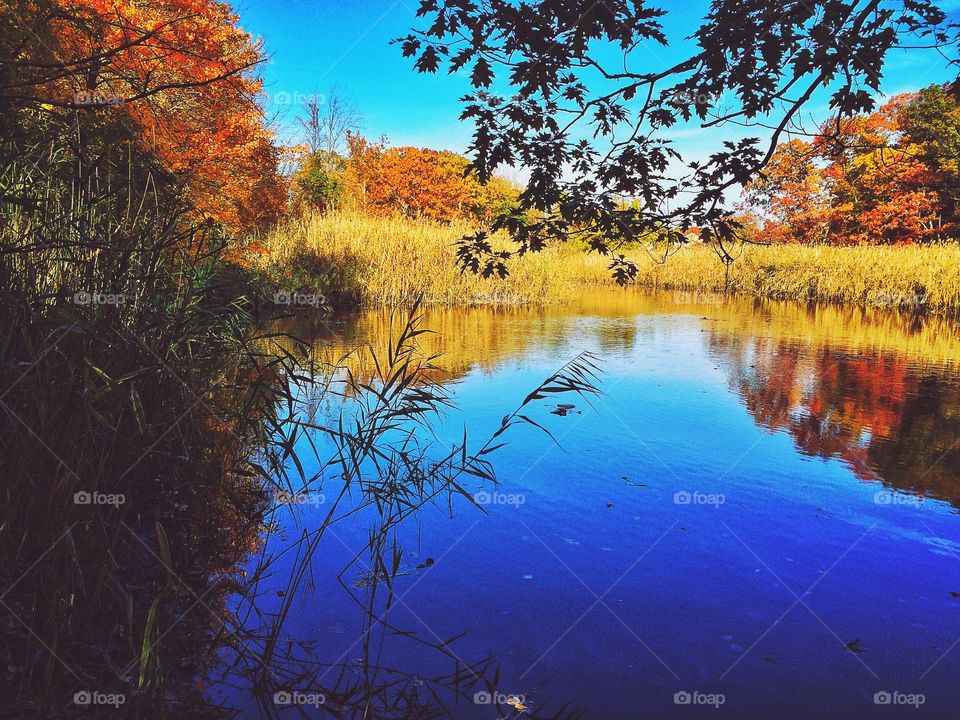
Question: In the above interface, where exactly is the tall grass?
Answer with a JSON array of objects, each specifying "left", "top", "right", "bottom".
[
  {"left": 0, "top": 137, "right": 300, "bottom": 717},
  {"left": 253, "top": 212, "right": 611, "bottom": 306},
  {"left": 633, "top": 243, "right": 960, "bottom": 316},
  {"left": 256, "top": 213, "right": 960, "bottom": 315}
]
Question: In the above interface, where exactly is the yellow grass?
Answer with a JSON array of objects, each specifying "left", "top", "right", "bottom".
[
  {"left": 258, "top": 212, "right": 960, "bottom": 314},
  {"left": 635, "top": 243, "right": 960, "bottom": 315},
  {"left": 257, "top": 212, "right": 610, "bottom": 305}
]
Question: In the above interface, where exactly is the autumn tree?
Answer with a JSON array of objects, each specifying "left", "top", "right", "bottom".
[
  {"left": 899, "top": 85, "right": 960, "bottom": 225},
  {"left": 343, "top": 138, "right": 471, "bottom": 220},
  {"left": 401, "top": 0, "right": 958, "bottom": 279},
  {"left": 336, "top": 133, "right": 520, "bottom": 222},
  {"left": 744, "top": 139, "right": 832, "bottom": 244},
  {"left": 0, "top": 0, "right": 286, "bottom": 229},
  {"left": 746, "top": 86, "right": 960, "bottom": 244}
]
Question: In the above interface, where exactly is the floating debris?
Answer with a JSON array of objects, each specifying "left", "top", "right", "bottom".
[{"left": 845, "top": 638, "right": 865, "bottom": 654}]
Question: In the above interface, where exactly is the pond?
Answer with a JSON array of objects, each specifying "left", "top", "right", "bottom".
[{"left": 211, "top": 289, "right": 960, "bottom": 719}]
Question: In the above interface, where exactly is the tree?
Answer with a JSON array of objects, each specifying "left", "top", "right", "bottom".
[
  {"left": 745, "top": 86, "right": 960, "bottom": 244},
  {"left": 296, "top": 87, "right": 362, "bottom": 210},
  {"left": 899, "top": 85, "right": 960, "bottom": 224},
  {"left": 744, "top": 139, "right": 832, "bottom": 244},
  {"left": 299, "top": 88, "right": 363, "bottom": 159},
  {"left": 339, "top": 134, "right": 521, "bottom": 222},
  {"left": 293, "top": 150, "right": 347, "bottom": 212},
  {"left": 343, "top": 138, "right": 471, "bottom": 220},
  {"left": 0, "top": 0, "right": 286, "bottom": 229},
  {"left": 400, "top": 0, "right": 957, "bottom": 279}
]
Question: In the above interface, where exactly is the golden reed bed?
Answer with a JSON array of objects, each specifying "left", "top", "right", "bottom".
[{"left": 257, "top": 212, "right": 960, "bottom": 315}]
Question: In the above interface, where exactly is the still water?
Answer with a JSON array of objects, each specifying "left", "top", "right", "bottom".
[{"left": 212, "top": 290, "right": 960, "bottom": 719}]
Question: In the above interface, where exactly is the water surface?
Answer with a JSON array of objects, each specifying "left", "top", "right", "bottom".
[{"left": 214, "top": 290, "right": 960, "bottom": 719}]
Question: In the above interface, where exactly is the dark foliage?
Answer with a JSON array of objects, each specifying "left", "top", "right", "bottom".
[{"left": 399, "top": 0, "right": 958, "bottom": 280}]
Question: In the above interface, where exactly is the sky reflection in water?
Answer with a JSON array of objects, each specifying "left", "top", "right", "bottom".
[{"left": 216, "top": 290, "right": 960, "bottom": 719}]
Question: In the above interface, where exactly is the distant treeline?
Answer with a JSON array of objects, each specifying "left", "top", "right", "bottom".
[
  {"left": 743, "top": 84, "right": 960, "bottom": 245},
  {"left": 290, "top": 133, "right": 523, "bottom": 223}
]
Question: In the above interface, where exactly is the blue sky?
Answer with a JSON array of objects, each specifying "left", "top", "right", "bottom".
[{"left": 236, "top": 0, "right": 959, "bottom": 167}]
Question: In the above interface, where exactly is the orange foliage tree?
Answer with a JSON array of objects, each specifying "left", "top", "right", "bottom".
[
  {"left": 336, "top": 134, "right": 519, "bottom": 222},
  {"left": 744, "top": 85, "right": 959, "bottom": 244},
  {"left": 1, "top": 0, "right": 286, "bottom": 229}
]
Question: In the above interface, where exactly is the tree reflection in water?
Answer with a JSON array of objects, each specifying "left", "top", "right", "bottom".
[{"left": 708, "top": 333, "right": 960, "bottom": 506}]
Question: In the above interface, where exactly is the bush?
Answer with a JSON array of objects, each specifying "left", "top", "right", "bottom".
[{"left": 293, "top": 150, "right": 347, "bottom": 212}]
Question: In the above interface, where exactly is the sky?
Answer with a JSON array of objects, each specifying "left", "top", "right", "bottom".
[{"left": 235, "top": 0, "right": 960, "bottom": 170}]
